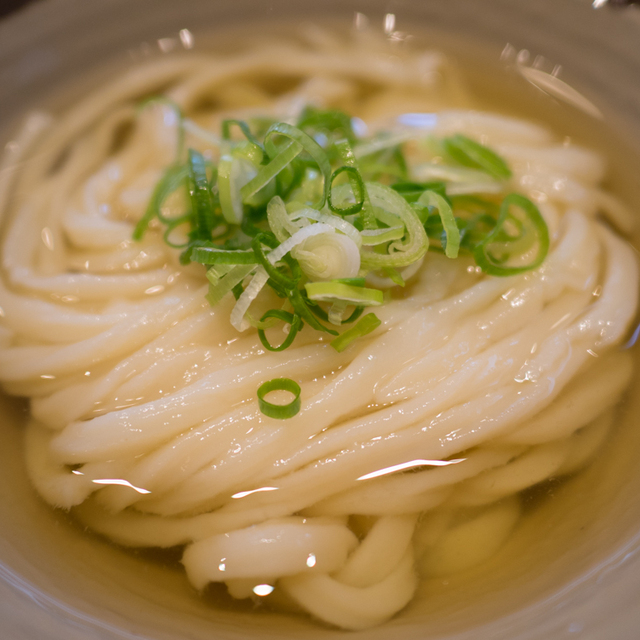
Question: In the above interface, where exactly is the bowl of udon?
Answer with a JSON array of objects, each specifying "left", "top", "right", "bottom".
[{"left": 1, "top": 0, "right": 640, "bottom": 638}]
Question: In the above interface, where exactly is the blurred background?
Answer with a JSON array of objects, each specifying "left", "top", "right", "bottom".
[{"left": 1, "top": 0, "right": 36, "bottom": 19}]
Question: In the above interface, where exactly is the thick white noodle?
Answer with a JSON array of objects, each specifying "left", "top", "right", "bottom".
[{"left": 0, "top": 33, "right": 637, "bottom": 631}]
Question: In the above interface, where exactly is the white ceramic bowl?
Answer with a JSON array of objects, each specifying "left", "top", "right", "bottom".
[{"left": 1, "top": 1, "right": 640, "bottom": 638}]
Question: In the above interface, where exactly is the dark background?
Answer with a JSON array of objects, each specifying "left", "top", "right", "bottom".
[{"left": 0, "top": 0, "right": 37, "bottom": 19}]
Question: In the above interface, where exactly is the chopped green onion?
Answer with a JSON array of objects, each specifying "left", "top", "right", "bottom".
[
  {"left": 257, "top": 378, "right": 301, "bottom": 419},
  {"left": 392, "top": 181, "right": 448, "bottom": 204},
  {"left": 206, "top": 263, "right": 234, "bottom": 286},
  {"left": 455, "top": 213, "right": 497, "bottom": 253},
  {"left": 206, "top": 264, "right": 256, "bottom": 307},
  {"left": 268, "top": 223, "right": 340, "bottom": 271},
  {"left": 305, "top": 282, "right": 384, "bottom": 306},
  {"left": 473, "top": 193, "right": 549, "bottom": 276},
  {"left": 290, "top": 288, "right": 338, "bottom": 335},
  {"left": 191, "top": 246, "right": 257, "bottom": 265},
  {"left": 188, "top": 149, "right": 216, "bottom": 238},
  {"left": 294, "top": 229, "right": 360, "bottom": 282},
  {"left": 359, "top": 145, "right": 409, "bottom": 182},
  {"left": 257, "top": 310, "right": 303, "bottom": 352},
  {"left": 230, "top": 267, "right": 270, "bottom": 331},
  {"left": 221, "top": 119, "right": 263, "bottom": 148},
  {"left": 218, "top": 154, "right": 253, "bottom": 225},
  {"left": 289, "top": 207, "right": 362, "bottom": 248},
  {"left": 305, "top": 294, "right": 365, "bottom": 325},
  {"left": 334, "top": 139, "right": 376, "bottom": 229},
  {"left": 135, "top": 103, "right": 547, "bottom": 353},
  {"left": 133, "top": 164, "right": 188, "bottom": 240},
  {"left": 240, "top": 140, "right": 302, "bottom": 202},
  {"left": 331, "top": 313, "right": 382, "bottom": 352},
  {"left": 416, "top": 190, "right": 460, "bottom": 259},
  {"left": 286, "top": 166, "right": 325, "bottom": 205},
  {"left": 275, "top": 158, "right": 306, "bottom": 201},
  {"left": 356, "top": 183, "right": 429, "bottom": 269},
  {"left": 443, "top": 134, "right": 512, "bottom": 181},
  {"left": 267, "top": 196, "right": 302, "bottom": 242},
  {"left": 244, "top": 311, "right": 279, "bottom": 331},
  {"left": 231, "top": 282, "right": 244, "bottom": 300},
  {"left": 252, "top": 233, "right": 301, "bottom": 290},
  {"left": 263, "top": 122, "right": 332, "bottom": 210},
  {"left": 232, "top": 140, "right": 265, "bottom": 167},
  {"left": 360, "top": 226, "right": 405, "bottom": 246},
  {"left": 328, "top": 166, "right": 365, "bottom": 215},
  {"left": 413, "top": 163, "right": 497, "bottom": 185}
]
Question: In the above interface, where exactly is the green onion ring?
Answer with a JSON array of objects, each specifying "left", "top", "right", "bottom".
[
  {"left": 473, "top": 193, "right": 549, "bottom": 276},
  {"left": 328, "top": 166, "right": 365, "bottom": 215},
  {"left": 335, "top": 139, "right": 376, "bottom": 229},
  {"left": 258, "top": 310, "right": 303, "bottom": 352},
  {"left": 257, "top": 378, "right": 302, "bottom": 419}
]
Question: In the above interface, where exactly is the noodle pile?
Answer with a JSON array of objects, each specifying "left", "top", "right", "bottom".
[{"left": 0, "top": 32, "right": 637, "bottom": 630}]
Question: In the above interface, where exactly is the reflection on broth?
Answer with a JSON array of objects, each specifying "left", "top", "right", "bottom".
[{"left": 0, "top": 19, "right": 638, "bottom": 632}]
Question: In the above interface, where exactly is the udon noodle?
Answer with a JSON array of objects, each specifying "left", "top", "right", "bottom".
[{"left": 0, "top": 30, "right": 637, "bottom": 630}]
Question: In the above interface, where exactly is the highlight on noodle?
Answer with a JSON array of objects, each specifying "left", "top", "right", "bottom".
[{"left": 0, "top": 28, "right": 637, "bottom": 631}]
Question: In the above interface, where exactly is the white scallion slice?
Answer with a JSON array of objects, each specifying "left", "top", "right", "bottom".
[
  {"left": 268, "top": 222, "right": 336, "bottom": 264},
  {"left": 217, "top": 154, "right": 257, "bottom": 225},
  {"left": 230, "top": 266, "right": 269, "bottom": 331},
  {"left": 294, "top": 231, "right": 361, "bottom": 281},
  {"left": 267, "top": 196, "right": 303, "bottom": 243},
  {"left": 290, "top": 208, "right": 362, "bottom": 248}
]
